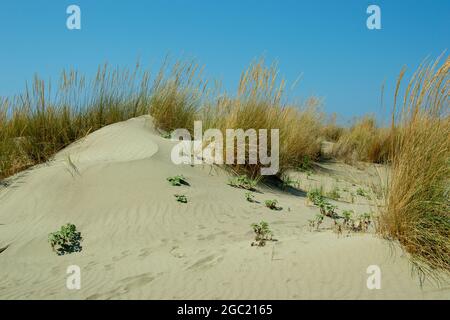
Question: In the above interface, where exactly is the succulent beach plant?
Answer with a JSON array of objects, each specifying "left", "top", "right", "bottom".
[
  {"left": 228, "top": 175, "right": 258, "bottom": 191},
  {"left": 317, "top": 200, "right": 337, "bottom": 218},
  {"left": 167, "top": 175, "right": 189, "bottom": 186},
  {"left": 264, "top": 199, "right": 280, "bottom": 210},
  {"left": 48, "top": 223, "right": 83, "bottom": 256},
  {"left": 251, "top": 221, "right": 273, "bottom": 247},
  {"left": 245, "top": 192, "right": 255, "bottom": 202},
  {"left": 307, "top": 188, "right": 324, "bottom": 206},
  {"left": 174, "top": 194, "right": 187, "bottom": 203}
]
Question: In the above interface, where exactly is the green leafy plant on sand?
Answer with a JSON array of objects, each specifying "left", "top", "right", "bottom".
[
  {"left": 356, "top": 187, "right": 371, "bottom": 199},
  {"left": 307, "top": 188, "right": 324, "bottom": 205},
  {"left": 251, "top": 221, "right": 273, "bottom": 247},
  {"left": 280, "top": 173, "right": 299, "bottom": 190},
  {"left": 245, "top": 192, "right": 255, "bottom": 202},
  {"left": 162, "top": 131, "right": 172, "bottom": 139},
  {"left": 174, "top": 194, "right": 187, "bottom": 203},
  {"left": 228, "top": 175, "right": 258, "bottom": 191},
  {"left": 342, "top": 210, "right": 354, "bottom": 226},
  {"left": 317, "top": 199, "right": 337, "bottom": 218},
  {"left": 48, "top": 223, "right": 83, "bottom": 256},
  {"left": 264, "top": 199, "right": 281, "bottom": 210},
  {"left": 167, "top": 175, "right": 189, "bottom": 186},
  {"left": 297, "top": 155, "right": 313, "bottom": 173}
]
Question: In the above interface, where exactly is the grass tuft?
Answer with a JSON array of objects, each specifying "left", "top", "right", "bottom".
[{"left": 379, "top": 55, "right": 450, "bottom": 279}]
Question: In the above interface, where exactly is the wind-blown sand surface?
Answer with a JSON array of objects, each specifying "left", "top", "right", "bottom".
[{"left": 0, "top": 116, "right": 448, "bottom": 299}]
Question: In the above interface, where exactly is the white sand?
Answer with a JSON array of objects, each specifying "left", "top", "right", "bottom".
[{"left": 0, "top": 116, "right": 448, "bottom": 299}]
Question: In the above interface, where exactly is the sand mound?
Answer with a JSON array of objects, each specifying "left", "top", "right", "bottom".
[
  {"left": 56, "top": 116, "right": 159, "bottom": 166},
  {"left": 0, "top": 116, "right": 448, "bottom": 299}
]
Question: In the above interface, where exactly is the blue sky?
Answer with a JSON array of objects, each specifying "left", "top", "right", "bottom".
[{"left": 0, "top": 0, "right": 448, "bottom": 122}]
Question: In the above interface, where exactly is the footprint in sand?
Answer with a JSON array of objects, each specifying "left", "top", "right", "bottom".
[
  {"left": 170, "top": 246, "right": 186, "bottom": 258},
  {"left": 138, "top": 247, "right": 153, "bottom": 258},
  {"left": 186, "top": 254, "right": 224, "bottom": 271},
  {"left": 112, "top": 250, "right": 131, "bottom": 262}
]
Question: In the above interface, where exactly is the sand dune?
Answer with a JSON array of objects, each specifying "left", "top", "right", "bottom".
[{"left": 0, "top": 116, "right": 448, "bottom": 299}]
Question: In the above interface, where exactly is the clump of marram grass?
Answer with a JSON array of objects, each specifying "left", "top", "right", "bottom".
[
  {"left": 0, "top": 63, "right": 150, "bottom": 180},
  {"left": 379, "top": 55, "right": 450, "bottom": 280},
  {"left": 321, "top": 113, "right": 344, "bottom": 142},
  {"left": 1, "top": 58, "right": 324, "bottom": 182},
  {"left": 149, "top": 59, "right": 206, "bottom": 133},
  {"left": 181, "top": 58, "right": 323, "bottom": 179},
  {"left": 332, "top": 116, "right": 391, "bottom": 164}
]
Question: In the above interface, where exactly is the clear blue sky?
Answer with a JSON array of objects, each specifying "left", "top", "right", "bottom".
[{"left": 0, "top": 0, "right": 448, "bottom": 122}]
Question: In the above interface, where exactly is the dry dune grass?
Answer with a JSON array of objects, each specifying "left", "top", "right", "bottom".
[
  {"left": 149, "top": 60, "right": 206, "bottom": 133},
  {"left": 379, "top": 56, "right": 450, "bottom": 279},
  {"left": 320, "top": 113, "right": 344, "bottom": 142},
  {"left": 332, "top": 116, "right": 391, "bottom": 164},
  {"left": 1, "top": 59, "right": 322, "bottom": 180},
  {"left": 151, "top": 59, "right": 323, "bottom": 177},
  {"left": 206, "top": 60, "right": 322, "bottom": 177},
  {"left": 0, "top": 64, "right": 150, "bottom": 179}
]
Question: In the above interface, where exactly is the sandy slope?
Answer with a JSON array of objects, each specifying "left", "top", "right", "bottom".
[{"left": 0, "top": 116, "right": 448, "bottom": 299}]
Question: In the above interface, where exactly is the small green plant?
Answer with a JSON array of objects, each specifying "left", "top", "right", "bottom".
[
  {"left": 318, "top": 200, "right": 338, "bottom": 218},
  {"left": 167, "top": 175, "right": 189, "bottom": 186},
  {"left": 308, "top": 214, "right": 324, "bottom": 231},
  {"left": 174, "top": 194, "right": 187, "bottom": 203},
  {"left": 162, "top": 131, "right": 172, "bottom": 139},
  {"left": 356, "top": 187, "right": 371, "bottom": 199},
  {"left": 48, "top": 223, "right": 83, "bottom": 256},
  {"left": 342, "top": 210, "right": 354, "bottom": 226},
  {"left": 228, "top": 175, "right": 258, "bottom": 190},
  {"left": 264, "top": 199, "right": 280, "bottom": 210},
  {"left": 280, "top": 173, "right": 298, "bottom": 190},
  {"left": 245, "top": 192, "right": 255, "bottom": 202},
  {"left": 251, "top": 221, "right": 273, "bottom": 247},
  {"left": 297, "top": 155, "right": 313, "bottom": 172},
  {"left": 307, "top": 188, "right": 324, "bottom": 205}
]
